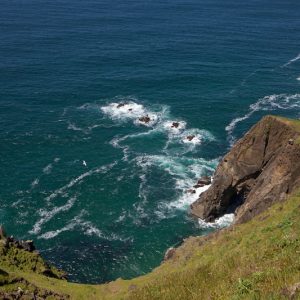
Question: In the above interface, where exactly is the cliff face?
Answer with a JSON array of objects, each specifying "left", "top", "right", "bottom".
[{"left": 191, "top": 116, "right": 300, "bottom": 223}]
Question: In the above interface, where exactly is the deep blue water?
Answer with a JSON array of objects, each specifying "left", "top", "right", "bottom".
[{"left": 0, "top": 0, "right": 299, "bottom": 283}]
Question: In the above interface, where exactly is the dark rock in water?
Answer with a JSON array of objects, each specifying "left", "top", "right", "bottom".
[
  {"left": 187, "top": 189, "right": 196, "bottom": 194},
  {"left": 1, "top": 231, "right": 35, "bottom": 253},
  {"left": 171, "top": 122, "right": 179, "bottom": 128},
  {"left": 139, "top": 115, "right": 151, "bottom": 123},
  {"left": 186, "top": 135, "right": 195, "bottom": 141},
  {"left": 197, "top": 176, "right": 211, "bottom": 186},
  {"left": 193, "top": 184, "right": 205, "bottom": 188},
  {"left": 190, "top": 116, "right": 300, "bottom": 224},
  {"left": 128, "top": 108, "right": 133, "bottom": 111},
  {"left": 164, "top": 247, "right": 176, "bottom": 261},
  {"left": 117, "top": 103, "right": 126, "bottom": 108}
]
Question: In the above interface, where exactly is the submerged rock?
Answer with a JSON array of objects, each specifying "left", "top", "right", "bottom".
[{"left": 190, "top": 116, "right": 300, "bottom": 224}]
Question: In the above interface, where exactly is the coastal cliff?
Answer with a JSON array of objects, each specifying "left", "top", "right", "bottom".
[
  {"left": 1, "top": 115, "right": 300, "bottom": 299},
  {"left": 191, "top": 115, "right": 300, "bottom": 224}
]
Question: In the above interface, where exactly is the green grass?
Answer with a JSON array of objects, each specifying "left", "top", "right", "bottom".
[
  {"left": 276, "top": 116, "right": 300, "bottom": 132},
  {"left": 1, "top": 191, "right": 300, "bottom": 299}
]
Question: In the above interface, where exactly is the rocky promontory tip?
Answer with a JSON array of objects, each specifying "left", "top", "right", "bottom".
[
  {"left": 0, "top": 226, "right": 66, "bottom": 280},
  {"left": 190, "top": 116, "right": 300, "bottom": 224}
]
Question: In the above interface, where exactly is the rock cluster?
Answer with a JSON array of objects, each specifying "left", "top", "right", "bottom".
[
  {"left": 138, "top": 115, "right": 151, "bottom": 124},
  {"left": 190, "top": 116, "right": 300, "bottom": 224},
  {"left": 0, "top": 226, "right": 66, "bottom": 280},
  {"left": 0, "top": 278, "right": 70, "bottom": 299},
  {"left": 0, "top": 226, "right": 35, "bottom": 252}
]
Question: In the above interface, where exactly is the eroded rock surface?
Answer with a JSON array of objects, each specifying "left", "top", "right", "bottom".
[{"left": 190, "top": 116, "right": 300, "bottom": 224}]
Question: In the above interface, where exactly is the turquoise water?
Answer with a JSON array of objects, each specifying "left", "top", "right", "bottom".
[{"left": 0, "top": 0, "right": 300, "bottom": 283}]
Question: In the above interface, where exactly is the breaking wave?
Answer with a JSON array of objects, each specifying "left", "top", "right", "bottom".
[
  {"left": 101, "top": 100, "right": 162, "bottom": 127},
  {"left": 100, "top": 98, "right": 219, "bottom": 226},
  {"left": 226, "top": 93, "right": 300, "bottom": 145},
  {"left": 45, "top": 162, "right": 117, "bottom": 202},
  {"left": 282, "top": 53, "right": 300, "bottom": 68},
  {"left": 198, "top": 213, "right": 235, "bottom": 229},
  {"left": 30, "top": 196, "right": 77, "bottom": 235},
  {"left": 39, "top": 210, "right": 126, "bottom": 242}
]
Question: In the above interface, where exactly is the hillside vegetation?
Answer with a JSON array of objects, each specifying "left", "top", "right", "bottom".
[{"left": 1, "top": 190, "right": 300, "bottom": 299}]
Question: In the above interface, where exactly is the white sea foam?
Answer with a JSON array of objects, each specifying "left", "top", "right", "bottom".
[
  {"left": 67, "top": 122, "right": 89, "bottom": 134},
  {"left": 109, "top": 136, "right": 131, "bottom": 161},
  {"left": 102, "top": 98, "right": 219, "bottom": 219},
  {"left": 134, "top": 154, "right": 218, "bottom": 212},
  {"left": 30, "top": 196, "right": 77, "bottom": 235},
  {"left": 43, "top": 163, "right": 53, "bottom": 175},
  {"left": 297, "top": 77, "right": 300, "bottom": 81},
  {"left": 39, "top": 211, "right": 126, "bottom": 241},
  {"left": 135, "top": 155, "right": 188, "bottom": 177},
  {"left": 163, "top": 127, "right": 215, "bottom": 154},
  {"left": 282, "top": 53, "right": 300, "bottom": 67},
  {"left": 101, "top": 100, "right": 170, "bottom": 129},
  {"left": 101, "top": 101, "right": 146, "bottom": 121},
  {"left": 170, "top": 183, "right": 211, "bottom": 209},
  {"left": 198, "top": 213, "right": 235, "bottom": 229},
  {"left": 39, "top": 222, "right": 76, "bottom": 239},
  {"left": 30, "top": 159, "right": 60, "bottom": 189},
  {"left": 116, "top": 211, "right": 127, "bottom": 223},
  {"left": 31, "top": 178, "right": 39, "bottom": 188},
  {"left": 226, "top": 93, "right": 300, "bottom": 145},
  {"left": 45, "top": 162, "right": 117, "bottom": 202},
  {"left": 229, "top": 69, "right": 260, "bottom": 94},
  {"left": 135, "top": 155, "right": 217, "bottom": 181}
]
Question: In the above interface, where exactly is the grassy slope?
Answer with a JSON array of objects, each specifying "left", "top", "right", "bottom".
[
  {"left": 1, "top": 190, "right": 300, "bottom": 299},
  {"left": 277, "top": 116, "right": 300, "bottom": 130},
  {"left": 276, "top": 116, "right": 300, "bottom": 144},
  {"left": 126, "top": 190, "right": 300, "bottom": 300}
]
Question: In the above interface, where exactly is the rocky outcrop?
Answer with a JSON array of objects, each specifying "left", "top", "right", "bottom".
[
  {"left": 0, "top": 227, "right": 66, "bottom": 280},
  {"left": 190, "top": 116, "right": 300, "bottom": 224},
  {"left": 0, "top": 278, "right": 70, "bottom": 300}
]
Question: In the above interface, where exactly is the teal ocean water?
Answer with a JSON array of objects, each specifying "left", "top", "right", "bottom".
[{"left": 1, "top": 0, "right": 300, "bottom": 283}]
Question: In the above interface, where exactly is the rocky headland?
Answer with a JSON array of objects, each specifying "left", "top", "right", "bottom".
[
  {"left": 1, "top": 115, "right": 300, "bottom": 299},
  {"left": 191, "top": 115, "right": 300, "bottom": 224}
]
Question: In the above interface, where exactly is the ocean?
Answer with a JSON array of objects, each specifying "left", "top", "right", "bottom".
[{"left": 0, "top": 0, "right": 299, "bottom": 283}]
